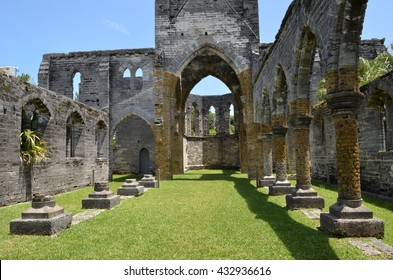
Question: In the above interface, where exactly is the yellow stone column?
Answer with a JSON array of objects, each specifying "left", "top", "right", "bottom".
[
  {"left": 319, "top": 88, "right": 384, "bottom": 238},
  {"left": 286, "top": 100, "right": 324, "bottom": 209},
  {"left": 269, "top": 114, "right": 294, "bottom": 195}
]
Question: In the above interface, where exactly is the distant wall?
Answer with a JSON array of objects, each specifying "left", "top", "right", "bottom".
[{"left": 185, "top": 135, "right": 240, "bottom": 170}]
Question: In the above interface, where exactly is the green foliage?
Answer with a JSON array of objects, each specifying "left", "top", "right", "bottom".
[
  {"left": 20, "top": 129, "right": 48, "bottom": 165},
  {"left": 111, "top": 135, "right": 117, "bottom": 150},
  {"left": 19, "top": 73, "right": 31, "bottom": 83},
  {"left": 359, "top": 52, "right": 393, "bottom": 86},
  {"left": 229, "top": 115, "right": 235, "bottom": 134},
  {"left": 316, "top": 78, "right": 327, "bottom": 104},
  {"left": 317, "top": 52, "right": 393, "bottom": 103},
  {"left": 209, "top": 111, "right": 216, "bottom": 135}
]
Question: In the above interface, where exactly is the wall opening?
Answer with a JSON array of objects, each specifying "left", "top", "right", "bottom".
[
  {"left": 139, "top": 148, "right": 150, "bottom": 174},
  {"left": 72, "top": 72, "right": 81, "bottom": 101},
  {"left": 135, "top": 68, "right": 143, "bottom": 90},
  {"left": 208, "top": 106, "right": 216, "bottom": 136},
  {"left": 96, "top": 120, "right": 107, "bottom": 158},
  {"left": 66, "top": 112, "right": 85, "bottom": 158},
  {"left": 123, "top": 68, "right": 131, "bottom": 78},
  {"left": 229, "top": 103, "right": 235, "bottom": 134},
  {"left": 191, "top": 75, "right": 231, "bottom": 95}
]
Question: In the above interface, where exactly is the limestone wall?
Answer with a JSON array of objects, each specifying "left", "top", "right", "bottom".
[
  {"left": 0, "top": 75, "right": 108, "bottom": 206},
  {"left": 185, "top": 135, "right": 240, "bottom": 170}
]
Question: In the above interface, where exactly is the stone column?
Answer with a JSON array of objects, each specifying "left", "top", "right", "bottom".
[
  {"left": 320, "top": 91, "right": 384, "bottom": 237},
  {"left": 269, "top": 125, "right": 294, "bottom": 195},
  {"left": 286, "top": 116, "right": 324, "bottom": 209},
  {"left": 259, "top": 132, "right": 275, "bottom": 187}
]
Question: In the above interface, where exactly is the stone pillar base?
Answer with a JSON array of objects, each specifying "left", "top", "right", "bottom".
[
  {"left": 286, "top": 187, "right": 325, "bottom": 210},
  {"left": 82, "top": 195, "right": 120, "bottom": 209},
  {"left": 117, "top": 179, "right": 144, "bottom": 197},
  {"left": 82, "top": 181, "right": 120, "bottom": 209},
  {"left": 319, "top": 200, "right": 384, "bottom": 238},
  {"left": 269, "top": 180, "right": 294, "bottom": 195},
  {"left": 10, "top": 213, "right": 72, "bottom": 236},
  {"left": 258, "top": 176, "right": 276, "bottom": 187},
  {"left": 139, "top": 174, "right": 159, "bottom": 188}
]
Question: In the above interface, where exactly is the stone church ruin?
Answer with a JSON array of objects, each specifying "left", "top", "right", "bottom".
[{"left": 1, "top": 0, "right": 391, "bottom": 237}]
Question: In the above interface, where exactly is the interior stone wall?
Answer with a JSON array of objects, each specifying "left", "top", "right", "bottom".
[{"left": 0, "top": 75, "right": 109, "bottom": 206}]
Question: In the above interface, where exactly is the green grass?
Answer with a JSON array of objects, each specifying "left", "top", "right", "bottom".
[{"left": 0, "top": 169, "right": 392, "bottom": 260}]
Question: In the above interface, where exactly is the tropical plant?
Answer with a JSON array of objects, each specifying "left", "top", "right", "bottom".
[
  {"left": 358, "top": 52, "right": 393, "bottom": 86},
  {"left": 316, "top": 51, "right": 393, "bottom": 104},
  {"left": 19, "top": 73, "right": 31, "bottom": 83},
  {"left": 20, "top": 129, "right": 48, "bottom": 165}
]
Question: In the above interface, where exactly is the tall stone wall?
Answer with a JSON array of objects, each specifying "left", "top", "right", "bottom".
[
  {"left": 112, "top": 115, "right": 156, "bottom": 175},
  {"left": 0, "top": 74, "right": 108, "bottom": 206}
]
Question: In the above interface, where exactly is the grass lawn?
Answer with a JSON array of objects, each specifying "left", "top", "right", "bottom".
[{"left": 0, "top": 169, "right": 392, "bottom": 260}]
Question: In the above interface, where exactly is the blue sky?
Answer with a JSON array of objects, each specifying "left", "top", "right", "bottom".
[{"left": 1, "top": 0, "right": 391, "bottom": 94}]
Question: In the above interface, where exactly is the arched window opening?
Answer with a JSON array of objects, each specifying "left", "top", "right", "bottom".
[
  {"left": 123, "top": 68, "right": 131, "bottom": 78},
  {"left": 72, "top": 72, "right": 81, "bottom": 101},
  {"left": 135, "top": 68, "right": 143, "bottom": 90},
  {"left": 21, "top": 99, "right": 51, "bottom": 137},
  {"left": 191, "top": 75, "right": 231, "bottom": 95},
  {"left": 208, "top": 106, "right": 216, "bottom": 136},
  {"left": 229, "top": 104, "right": 235, "bottom": 135},
  {"left": 66, "top": 112, "right": 85, "bottom": 158},
  {"left": 135, "top": 68, "right": 143, "bottom": 77},
  {"left": 96, "top": 121, "right": 107, "bottom": 158},
  {"left": 112, "top": 130, "right": 117, "bottom": 151}
]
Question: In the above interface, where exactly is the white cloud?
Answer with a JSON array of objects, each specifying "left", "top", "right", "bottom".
[{"left": 104, "top": 20, "right": 130, "bottom": 35}]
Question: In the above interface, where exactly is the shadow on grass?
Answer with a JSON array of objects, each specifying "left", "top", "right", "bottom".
[
  {"left": 233, "top": 177, "right": 339, "bottom": 259},
  {"left": 313, "top": 180, "right": 393, "bottom": 213},
  {"left": 111, "top": 174, "right": 143, "bottom": 183},
  {"left": 180, "top": 170, "right": 339, "bottom": 259}
]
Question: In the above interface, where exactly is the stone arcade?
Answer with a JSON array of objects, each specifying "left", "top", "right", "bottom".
[{"left": 1, "top": 0, "right": 391, "bottom": 238}]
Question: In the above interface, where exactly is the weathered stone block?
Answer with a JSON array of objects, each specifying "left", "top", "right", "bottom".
[
  {"left": 286, "top": 195, "right": 325, "bottom": 210},
  {"left": 82, "top": 195, "right": 120, "bottom": 209},
  {"left": 10, "top": 213, "right": 72, "bottom": 236},
  {"left": 117, "top": 179, "right": 144, "bottom": 196},
  {"left": 269, "top": 181, "right": 294, "bottom": 196},
  {"left": 139, "top": 174, "right": 158, "bottom": 188},
  {"left": 258, "top": 176, "right": 276, "bottom": 187},
  {"left": 82, "top": 181, "right": 121, "bottom": 209},
  {"left": 319, "top": 213, "right": 384, "bottom": 238}
]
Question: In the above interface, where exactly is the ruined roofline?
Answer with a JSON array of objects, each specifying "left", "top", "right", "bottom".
[{"left": 42, "top": 48, "right": 156, "bottom": 59}]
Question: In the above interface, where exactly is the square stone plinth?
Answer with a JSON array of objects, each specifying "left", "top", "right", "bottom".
[
  {"left": 319, "top": 213, "right": 384, "bottom": 238},
  {"left": 269, "top": 181, "right": 294, "bottom": 195},
  {"left": 286, "top": 195, "right": 325, "bottom": 210},
  {"left": 139, "top": 175, "right": 158, "bottom": 188},
  {"left": 10, "top": 213, "right": 72, "bottom": 236},
  {"left": 117, "top": 186, "right": 144, "bottom": 196},
  {"left": 258, "top": 176, "right": 276, "bottom": 187},
  {"left": 82, "top": 195, "right": 120, "bottom": 209}
]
